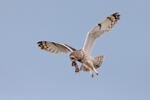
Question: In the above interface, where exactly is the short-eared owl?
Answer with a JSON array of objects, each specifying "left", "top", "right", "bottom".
[{"left": 37, "top": 12, "right": 120, "bottom": 77}]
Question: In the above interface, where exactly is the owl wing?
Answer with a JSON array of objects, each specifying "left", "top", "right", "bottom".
[
  {"left": 37, "top": 41, "right": 76, "bottom": 54},
  {"left": 82, "top": 12, "right": 120, "bottom": 56}
]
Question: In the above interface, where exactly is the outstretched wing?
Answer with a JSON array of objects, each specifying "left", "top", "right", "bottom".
[
  {"left": 83, "top": 12, "right": 120, "bottom": 55},
  {"left": 37, "top": 41, "right": 76, "bottom": 54}
]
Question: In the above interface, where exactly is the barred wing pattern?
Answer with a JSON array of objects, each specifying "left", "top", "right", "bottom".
[
  {"left": 37, "top": 41, "right": 76, "bottom": 54},
  {"left": 83, "top": 13, "right": 120, "bottom": 55}
]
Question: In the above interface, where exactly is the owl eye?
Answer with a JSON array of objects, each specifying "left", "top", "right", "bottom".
[
  {"left": 71, "top": 57, "right": 75, "bottom": 60},
  {"left": 70, "top": 56, "right": 76, "bottom": 60}
]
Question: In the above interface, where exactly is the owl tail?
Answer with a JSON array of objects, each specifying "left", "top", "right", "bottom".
[
  {"left": 93, "top": 55, "right": 104, "bottom": 69},
  {"left": 80, "top": 55, "right": 104, "bottom": 72}
]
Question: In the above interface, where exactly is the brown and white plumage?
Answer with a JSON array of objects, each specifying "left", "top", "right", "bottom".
[
  {"left": 37, "top": 12, "right": 120, "bottom": 77},
  {"left": 83, "top": 12, "right": 120, "bottom": 55},
  {"left": 37, "top": 41, "right": 76, "bottom": 54}
]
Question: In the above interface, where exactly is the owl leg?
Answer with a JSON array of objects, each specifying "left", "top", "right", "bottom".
[
  {"left": 84, "top": 63, "right": 94, "bottom": 77},
  {"left": 93, "top": 67, "right": 99, "bottom": 75},
  {"left": 89, "top": 63, "right": 98, "bottom": 75},
  {"left": 90, "top": 63, "right": 99, "bottom": 75},
  {"left": 89, "top": 68, "right": 94, "bottom": 77}
]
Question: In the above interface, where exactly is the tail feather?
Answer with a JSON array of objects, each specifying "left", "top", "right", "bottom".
[{"left": 93, "top": 55, "right": 104, "bottom": 69}]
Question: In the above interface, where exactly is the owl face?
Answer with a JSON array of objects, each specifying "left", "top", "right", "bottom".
[
  {"left": 70, "top": 53, "right": 77, "bottom": 62},
  {"left": 69, "top": 50, "right": 84, "bottom": 62}
]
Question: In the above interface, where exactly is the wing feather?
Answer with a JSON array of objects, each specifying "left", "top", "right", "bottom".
[
  {"left": 83, "top": 12, "right": 120, "bottom": 55},
  {"left": 37, "top": 41, "right": 76, "bottom": 54}
]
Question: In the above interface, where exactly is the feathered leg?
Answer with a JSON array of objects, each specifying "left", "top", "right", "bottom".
[
  {"left": 90, "top": 63, "right": 99, "bottom": 75},
  {"left": 89, "top": 67, "right": 94, "bottom": 77},
  {"left": 88, "top": 63, "right": 99, "bottom": 77},
  {"left": 92, "top": 66, "right": 99, "bottom": 75},
  {"left": 83, "top": 63, "right": 94, "bottom": 77}
]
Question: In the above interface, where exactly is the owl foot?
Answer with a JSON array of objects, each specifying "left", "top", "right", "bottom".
[
  {"left": 93, "top": 67, "right": 99, "bottom": 76},
  {"left": 75, "top": 68, "right": 79, "bottom": 72}
]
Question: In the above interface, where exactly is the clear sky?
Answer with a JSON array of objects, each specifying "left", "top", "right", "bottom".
[{"left": 0, "top": 0, "right": 150, "bottom": 100}]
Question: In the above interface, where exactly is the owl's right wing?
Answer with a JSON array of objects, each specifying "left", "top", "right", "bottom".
[
  {"left": 83, "top": 13, "right": 120, "bottom": 56},
  {"left": 37, "top": 41, "right": 76, "bottom": 54}
]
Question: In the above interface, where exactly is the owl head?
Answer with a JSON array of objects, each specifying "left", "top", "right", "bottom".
[{"left": 69, "top": 50, "right": 84, "bottom": 63}]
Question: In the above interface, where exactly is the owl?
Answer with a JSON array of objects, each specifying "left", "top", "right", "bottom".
[{"left": 37, "top": 12, "right": 120, "bottom": 77}]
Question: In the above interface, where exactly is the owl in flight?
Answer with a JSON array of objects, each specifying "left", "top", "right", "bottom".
[{"left": 37, "top": 12, "right": 120, "bottom": 77}]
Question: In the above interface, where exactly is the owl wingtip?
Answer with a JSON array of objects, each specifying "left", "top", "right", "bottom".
[
  {"left": 112, "top": 12, "right": 120, "bottom": 19},
  {"left": 113, "top": 12, "right": 120, "bottom": 15},
  {"left": 37, "top": 41, "right": 45, "bottom": 49},
  {"left": 37, "top": 41, "right": 42, "bottom": 44}
]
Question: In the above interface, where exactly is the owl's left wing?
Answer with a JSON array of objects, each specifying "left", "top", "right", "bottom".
[
  {"left": 37, "top": 41, "right": 76, "bottom": 54},
  {"left": 82, "top": 12, "right": 120, "bottom": 56}
]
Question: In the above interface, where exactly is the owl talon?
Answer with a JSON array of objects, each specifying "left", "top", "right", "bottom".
[{"left": 75, "top": 68, "right": 79, "bottom": 72}]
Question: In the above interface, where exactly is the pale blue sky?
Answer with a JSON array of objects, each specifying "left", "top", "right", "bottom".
[{"left": 0, "top": 0, "right": 150, "bottom": 100}]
